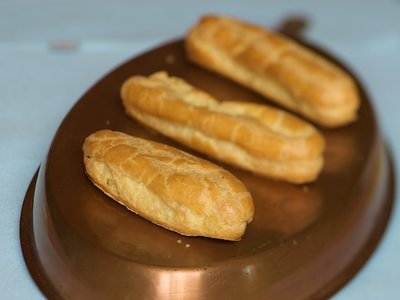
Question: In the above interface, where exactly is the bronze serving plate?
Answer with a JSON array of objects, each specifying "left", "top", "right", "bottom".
[{"left": 20, "top": 39, "right": 395, "bottom": 299}]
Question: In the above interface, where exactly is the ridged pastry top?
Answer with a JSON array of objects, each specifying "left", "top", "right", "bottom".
[
  {"left": 83, "top": 129, "right": 254, "bottom": 241},
  {"left": 185, "top": 15, "right": 360, "bottom": 127},
  {"left": 121, "top": 72, "right": 325, "bottom": 183},
  {"left": 121, "top": 72, "right": 324, "bottom": 162}
]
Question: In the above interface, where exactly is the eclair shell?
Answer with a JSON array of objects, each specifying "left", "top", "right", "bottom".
[
  {"left": 83, "top": 129, "right": 254, "bottom": 241},
  {"left": 185, "top": 15, "right": 360, "bottom": 127},
  {"left": 121, "top": 72, "right": 325, "bottom": 183}
]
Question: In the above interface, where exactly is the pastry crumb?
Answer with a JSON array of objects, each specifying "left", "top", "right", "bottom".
[
  {"left": 302, "top": 186, "right": 309, "bottom": 192},
  {"left": 185, "top": 243, "right": 191, "bottom": 248},
  {"left": 177, "top": 239, "right": 182, "bottom": 244},
  {"left": 165, "top": 54, "right": 176, "bottom": 64}
]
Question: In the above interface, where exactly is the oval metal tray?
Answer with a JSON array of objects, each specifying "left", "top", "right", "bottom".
[{"left": 21, "top": 39, "right": 395, "bottom": 300}]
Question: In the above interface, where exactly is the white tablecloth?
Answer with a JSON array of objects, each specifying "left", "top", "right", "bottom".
[{"left": 1, "top": 0, "right": 399, "bottom": 299}]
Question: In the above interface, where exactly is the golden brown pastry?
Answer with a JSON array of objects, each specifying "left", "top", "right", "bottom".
[
  {"left": 121, "top": 71, "right": 325, "bottom": 184},
  {"left": 185, "top": 15, "right": 360, "bottom": 127},
  {"left": 83, "top": 129, "right": 254, "bottom": 241}
]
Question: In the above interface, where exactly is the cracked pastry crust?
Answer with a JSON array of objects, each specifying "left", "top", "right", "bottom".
[
  {"left": 121, "top": 71, "right": 325, "bottom": 184},
  {"left": 83, "top": 129, "right": 254, "bottom": 241},
  {"left": 185, "top": 15, "right": 360, "bottom": 127}
]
